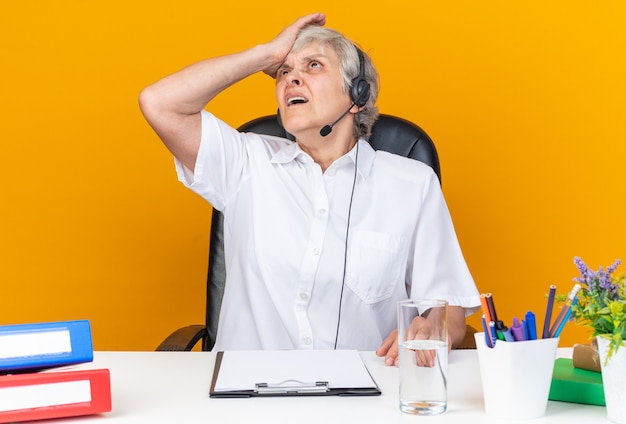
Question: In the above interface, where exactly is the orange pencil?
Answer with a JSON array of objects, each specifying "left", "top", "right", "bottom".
[{"left": 480, "top": 293, "right": 493, "bottom": 323}]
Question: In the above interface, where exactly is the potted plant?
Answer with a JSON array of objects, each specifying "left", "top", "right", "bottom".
[{"left": 570, "top": 257, "right": 626, "bottom": 424}]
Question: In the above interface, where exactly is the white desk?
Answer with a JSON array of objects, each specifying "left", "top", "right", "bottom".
[{"left": 63, "top": 349, "right": 606, "bottom": 423}]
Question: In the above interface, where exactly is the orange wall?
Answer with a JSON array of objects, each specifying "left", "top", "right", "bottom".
[{"left": 2, "top": 1, "right": 625, "bottom": 350}]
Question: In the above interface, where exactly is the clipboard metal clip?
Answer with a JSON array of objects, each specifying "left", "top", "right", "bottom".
[{"left": 255, "top": 380, "right": 329, "bottom": 394}]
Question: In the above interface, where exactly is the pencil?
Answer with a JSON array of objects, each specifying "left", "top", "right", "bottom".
[
  {"left": 480, "top": 293, "right": 492, "bottom": 323},
  {"left": 485, "top": 293, "right": 499, "bottom": 324},
  {"left": 549, "top": 284, "right": 581, "bottom": 337},
  {"left": 554, "top": 297, "right": 579, "bottom": 338},
  {"left": 542, "top": 285, "right": 557, "bottom": 339}
]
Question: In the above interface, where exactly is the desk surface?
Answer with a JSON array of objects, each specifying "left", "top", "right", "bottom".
[{"left": 62, "top": 349, "right": 605, "bottom": 423}]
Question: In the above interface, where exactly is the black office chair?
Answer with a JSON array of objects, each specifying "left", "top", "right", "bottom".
[{"left": 155, "top": 113, "right": 479, "bottom": 351}]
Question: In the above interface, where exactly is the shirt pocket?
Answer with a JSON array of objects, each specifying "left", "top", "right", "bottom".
[{"left": 345, "top": 231, "right": 407, "bottom": 305}]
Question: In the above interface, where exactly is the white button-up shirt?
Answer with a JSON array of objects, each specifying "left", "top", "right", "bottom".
[{"left": 176, "top": 111, "right": 480, "bottom": 351}]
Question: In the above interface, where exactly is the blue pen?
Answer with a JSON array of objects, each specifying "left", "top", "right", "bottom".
[
  {"left": 481, "top": 315, "right": 493, "bottom": 348},
  {"left": 525, "top": 311, "right": 537, "bottom": 340},
  {"left": 489, "top": 321, "right": 497, "bottom": 347},
  {"left": 554, "top": 298, "right": 578, "bottom": 338}
]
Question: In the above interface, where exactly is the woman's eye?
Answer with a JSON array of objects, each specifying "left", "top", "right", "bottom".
[{"left": 309, "top": 61, "right": 321, "bottom": 69}]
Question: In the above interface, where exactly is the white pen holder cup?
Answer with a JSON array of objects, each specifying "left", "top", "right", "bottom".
[{"left": 474, "top": 333, "right": 559, "bottom": 420}]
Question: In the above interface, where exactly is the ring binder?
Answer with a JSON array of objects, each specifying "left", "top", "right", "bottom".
[
  {"left": 255, "top": 380, "right": 329, "bottom": 395},
  {"left": 0, "top": 320, "right": 94, "bottom": 373}
]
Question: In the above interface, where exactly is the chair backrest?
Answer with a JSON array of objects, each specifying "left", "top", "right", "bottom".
[{"left": 205, "top": 114, "right": 440, "bottom": 350}]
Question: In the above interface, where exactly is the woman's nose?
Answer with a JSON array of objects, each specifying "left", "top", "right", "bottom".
[{"left": 287, "top": 71, "right": 301, "bottom": 86}]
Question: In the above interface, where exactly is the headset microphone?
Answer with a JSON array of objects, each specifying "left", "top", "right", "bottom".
[{"left": 319, "top": 102, "right": 356, "bottom": 137}]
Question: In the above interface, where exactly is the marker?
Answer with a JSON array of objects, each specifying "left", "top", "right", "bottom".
[
  {"left": 496, "top": 320, "right": 513, "bottom": 342},
  {"left": 525, "top": 311, "right": 537, "bottom": 340},
  {"left": 510, "top": 317, "right": 526, "bottom": 341},
  {"left": 501, "top": 327, "right": 515, "bottom": 342},
  {"left": 522, "top": 318, "right": 529, "bottom": 339}
]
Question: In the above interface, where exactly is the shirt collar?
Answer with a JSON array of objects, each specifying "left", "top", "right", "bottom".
[
  {"left": 271, "top": 139, "right": 375, "bottom": 179},
  {"left": 271, "top": 141, "right": 310, "bottom": 164}
]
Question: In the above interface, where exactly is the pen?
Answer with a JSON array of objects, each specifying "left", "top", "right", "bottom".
[
  {"left": 524, "top": 311, "right": 537, "bottom": 340},
  {"left": 481, "top": 315, "right": 493, "bottom": 348},
  {"left": 480, "top": 294, "right": 495, "bottom": 347},
  {"left": 549, "top": 284, "right": 581, "bottom": 338},
  {"left": 542, "top": 285, "right": 557, "bottom": 339},
  {"left": 489, "top": 321, "right": 497, "bottom": 347},
  {"left": 553, "top": 297, "right": 579, "bottom": 338},
  {"left": 510, "top": 317, "right": 526, "bottom": 341}
]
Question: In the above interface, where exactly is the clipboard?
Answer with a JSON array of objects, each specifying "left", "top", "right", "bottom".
[{"left": 209, "top": 350, "right": 381, "bottom": 398}]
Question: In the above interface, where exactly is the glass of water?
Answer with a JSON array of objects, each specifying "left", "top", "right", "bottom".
[{"left": 397, "top": 299, "right": 448, "bottom": 415}]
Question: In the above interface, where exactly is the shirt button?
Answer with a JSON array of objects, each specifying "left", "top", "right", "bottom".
[
  {"left": 312, "top": 248, "right": 320, "bottom": 256},
  {"left": 317, "top": 208, "right": 327, "bottom": 214},
  {"left": 303, "top": 337, "right": 312, "bottom": 345},
  {"left": 299, "top": 292, "right": 309, "bottom": 301}
]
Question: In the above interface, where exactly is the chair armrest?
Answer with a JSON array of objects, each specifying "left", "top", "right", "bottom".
[{"left": 156, "top": 325, "right": 208, "bottom": 351}]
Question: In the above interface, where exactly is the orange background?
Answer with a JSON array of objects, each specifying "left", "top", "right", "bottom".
[{"left": 2, "top": 1, "right": 625, "bottom": 350}]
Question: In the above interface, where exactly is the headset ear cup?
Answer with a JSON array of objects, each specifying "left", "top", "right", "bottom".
[
  {"left": 350, "top": 49, "right": 371, "bottom": 107},
  {"left": 351, "top": 79, "right": 370, "bottom": 107}
]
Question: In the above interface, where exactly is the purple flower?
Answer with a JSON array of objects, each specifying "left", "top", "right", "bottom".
[
  {"left": 572, "top": 257, "right": 625, "bottom": 364},
  {"left": 574, "top": 257, "right": 588, "bottom": 281},
  {"left": 573, "top": 257, "right": 622, "bottom": 300}
]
